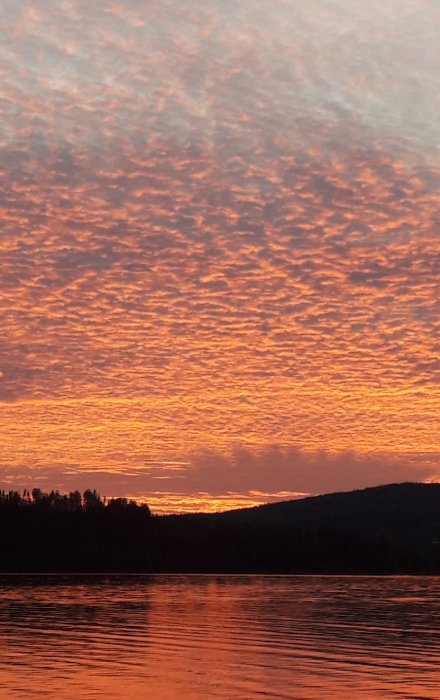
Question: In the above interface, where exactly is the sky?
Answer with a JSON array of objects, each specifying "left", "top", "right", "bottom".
[{"left": 0, "top": 0, "right": 439, "bottom": 513}]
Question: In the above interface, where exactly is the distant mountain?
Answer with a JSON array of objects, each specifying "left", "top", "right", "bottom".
[
  {"left": 152, "top": 482, "right": 440, "bottom": 574},
  {"left": 213, "top": 482, "right": 440, "bottom": 546}
]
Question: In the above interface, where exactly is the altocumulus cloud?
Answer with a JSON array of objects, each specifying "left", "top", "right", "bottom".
[{"left": 0, "top": 0, "right": 439, "bottom": 510}]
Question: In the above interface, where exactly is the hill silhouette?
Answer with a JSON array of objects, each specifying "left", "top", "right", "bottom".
[
  {"left": 1, "top": 483, "right": 440, "bottom": 573},
  {"left": 157, "top": 482, "right": 440, "bottom": 574},
  {"left": 214, "top": 482, "right": 440, "bottom": 545}
]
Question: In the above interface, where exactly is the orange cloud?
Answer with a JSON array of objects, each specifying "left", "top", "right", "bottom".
[{"left": 0, "top": 0, "right": 439, "bottom": 511}]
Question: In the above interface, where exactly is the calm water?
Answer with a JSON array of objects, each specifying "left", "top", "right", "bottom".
[{"left": 0, "top": 575, "right": 439, "bottom": 699}]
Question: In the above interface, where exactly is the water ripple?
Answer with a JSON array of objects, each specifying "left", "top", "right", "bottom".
[{"left": 1, "top": 575, "right": 440, "bottom": 699}]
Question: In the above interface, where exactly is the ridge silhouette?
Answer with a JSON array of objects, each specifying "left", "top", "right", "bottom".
[{"left": 1, "top": 483, "right": 439, "bottom": 573}]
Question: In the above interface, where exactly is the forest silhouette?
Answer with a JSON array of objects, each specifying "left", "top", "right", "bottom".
[{"left": 1, "top": 483, "right": 440, "bottom": 573}]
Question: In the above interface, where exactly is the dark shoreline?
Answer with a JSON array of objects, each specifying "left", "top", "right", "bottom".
[
  {"left": 1, "top": 572, "right": 439, "bottom": 575},
  {"left": 2, "top": 483, "right": 440, "bottom": 575}
]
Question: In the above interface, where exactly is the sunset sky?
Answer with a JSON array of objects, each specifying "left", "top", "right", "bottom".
[{"left": 0, "top": 0, "right": 439, "bottom": 512}]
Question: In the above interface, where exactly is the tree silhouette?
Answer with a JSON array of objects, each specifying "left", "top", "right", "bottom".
[{"left": 0, "top": 482, "right": 439, "bottom": 574}]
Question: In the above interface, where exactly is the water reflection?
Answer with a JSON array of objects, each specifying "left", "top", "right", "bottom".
[{"left": 0, "top": 576, "right": 439, "bottom": 699}]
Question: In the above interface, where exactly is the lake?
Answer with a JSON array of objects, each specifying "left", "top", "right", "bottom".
[{"left": 0, "top": 575, "right": 439, "bottom": 699}]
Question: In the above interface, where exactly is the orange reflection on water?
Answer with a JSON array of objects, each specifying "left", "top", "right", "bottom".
[{"left": 1, "top": 575, "right": 440, "bottom": 699}]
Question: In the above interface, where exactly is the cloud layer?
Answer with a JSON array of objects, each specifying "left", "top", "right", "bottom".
[{"left": 0, "top": 0, "right": 439, "bottom": 509}]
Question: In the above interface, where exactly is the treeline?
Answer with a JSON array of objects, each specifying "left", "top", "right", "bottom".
[
  {"left": 0, "top": 488, "right": 151, "bottom": 516},
  {"left": 0, "top": 488, "right": 152, "bottom": 572},
  {"left": 1, "top": 484, "right": 440, "bottom": 574}
]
